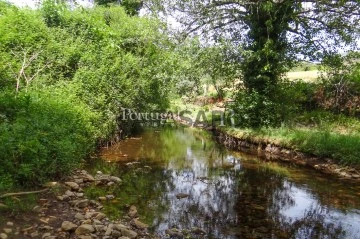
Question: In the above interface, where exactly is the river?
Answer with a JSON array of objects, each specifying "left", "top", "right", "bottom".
[{"left": 91, "top": 127, "right": 360, "bottom": 239}]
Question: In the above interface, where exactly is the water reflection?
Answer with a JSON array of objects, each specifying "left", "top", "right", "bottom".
[{"left": 98, "top": 128, "right": 360, "bottom": 239}]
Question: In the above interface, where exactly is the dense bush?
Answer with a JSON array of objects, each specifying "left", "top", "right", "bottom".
[
  {"left": 315, "top": 53, "right": 360, "bottom": 116},
  {"left": 0, "top": 90, "right": 96, "bottom": 190},
  {"left": 0, "top": 2, "right": 179, "bottom": 190},
  {"left": 233, "top": 79, "right": 318, "bottom": 127}
]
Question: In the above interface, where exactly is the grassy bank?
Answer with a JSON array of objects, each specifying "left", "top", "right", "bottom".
[
  {"left": 170, "top": 97, "right": 360, "bottom": 165},
  {"left": 223, "top": 125, "right": 360, "bottom": 165}
]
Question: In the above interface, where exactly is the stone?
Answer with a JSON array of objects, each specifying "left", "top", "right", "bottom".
[
  {"left": 191, "top": 227, "right": 206, "bottom": 235},
  {"left": 107, "top": 182, "right": 115, "bottom": 186},
  {"left": 94, "top": 225, "right": 105, "bottom": 232},
  {"left": 76, "top": 193, "right": 84, "bottom": 198},
  {"left": 93, "top": 219, "right": 102, "bottom": 225},
  {"left": 165, "top": 228, "right": 183, "bottom": 238},
  {"left": 78, "top": 236, "right": 92, "bottom": 239},
  {"left": 6, "top": 222, "right": 13, "bottom": 227},
  {"left": 56, "top": 196, "right": 64, "bottom": 201},
  {"left": 75, "top": 199, "right": 89, "bottom": 208},
  {"left": 75, "top": 225, "right": 95, "bottom": 235},
  {"left": 95, "top": 213, "right": 106, "bottom": 221},
  {"left": 105, "top": 224, "right": 114, "bottom": 236},
  {"left": 3, "top": 229, "right": 12, "bottom": 234},
  {"left": 65, "top": 190, "right": 75, "bottom": 197},
  {"left": 105, "top": 195, "right": 115, "bottom": 200},
  {"left": 82, "top": 173, "right": 95, "bottom": 182},
  {"left": 119, "top": 228, "right": 137, "bottom": 239},
  {"left": 176, "top": 193, "right": 190, "bottom": 199},
  {"left": 85, "top": 212, "right": 96, "bottom": 219},
  {"left": 75, "top": 213, "right": 85, "bottom": 220},
  {"left": 131, "top": 219, "right": 149, "bottom": 230},
  {"left": 128, "top": 205, "right": 138, "bottom": 218},
  {"left": 82, "top": 219, "right": 92, "bottom": 225},
  {"left": 110, "top": 176, "right": 122, "bottom": 183},
  {"left": 30, "top": 231, "right": 40, "bottom": 238},
  {"left": 112, "top": 230, "right": 122, "bottom": 237},
  {"left": 0, "top": 233, "right": 7, "bottom": 239},
  {"left": 61, "top": 221, "right": 77, "bottom": 231},
  {"left": 118, "top": 237, "right": 131, "bottom": 239},
  {"left": 113, "top": 224, "right": 127, "bottom": 231},
  {"left": 65, "top": 182, "right": 80, "bottom": 191},
  {"left": 42, "top": 232, "right": 51, "bottom": 238},
  {"left": 74, "top": 179, "right": 84, "bottom": 184}
]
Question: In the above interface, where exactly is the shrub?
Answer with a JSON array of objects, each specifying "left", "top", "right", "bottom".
[{"left": 0, "top": 90, "right": 95, "bottom": 190}]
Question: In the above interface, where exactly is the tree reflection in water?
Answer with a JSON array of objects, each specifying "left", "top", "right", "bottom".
[{"left": 98, "top": 128, "right": 360, "bottom": 239}]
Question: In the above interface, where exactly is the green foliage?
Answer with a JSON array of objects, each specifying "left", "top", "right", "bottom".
[
  {"left": 317, "top": 52, "right": 360, "bottom": 116},
  {"left": 0, "top": 3, "right": 177, "bottom": 190},
  {"left": 95, "top": 0, "right": 143, "bottom": 16},
  {"left": 40, "top": 0, "right": 66, "bottom": 27},
  {"left": 147, "top": 0, "right": 360, "bottom": 127},
  {"left": 0, "top": 7, "right": 50, "bottom": 92},
  {"left": 198, "top": 41, "right": 240, "bottom": 100},
  {"left": 234, "top": 79, "right": 316, "bottom": 127},
  {"left": 0, "top": 90, "right": 95, "bottom": 190}
]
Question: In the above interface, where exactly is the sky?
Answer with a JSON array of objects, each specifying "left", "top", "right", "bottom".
[{"left": 6, "top": 0, "right": 94, "bottom": 8}]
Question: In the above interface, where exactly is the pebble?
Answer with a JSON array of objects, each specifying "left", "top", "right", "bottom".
[
  {"left": 0, "top": 170, "right": 143, "bottom": 239},
  {"left": 131, "top": 219, "right": 149, "bottom": 229},
  {"left": 65, "top": 182, "right": 80, "bottom": 191},
  {"left": 61, "top": 221, "right": 77, "bottom": 231},
  {"left": 0, "top": 233, "right": 7, "bottom": 239},
  {"left": 75, "top": 224, "right": 95, "bottom": 235},
  {"left": 128, "top": 205, "right": 138, "bottom": 218},
  {"left": 75, "top": 213, "right": 86, "bottom": 220},
  {"left": 2, "top": 229, "right": 11, "bottom": 234}
]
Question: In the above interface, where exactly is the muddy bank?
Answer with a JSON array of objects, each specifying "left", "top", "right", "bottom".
[{"left": 213, "top": 128, "right": 360, "bottom": 181}]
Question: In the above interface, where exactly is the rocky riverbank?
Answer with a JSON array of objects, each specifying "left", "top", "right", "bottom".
[
  {"left": 0, "top": 170, "right": 153, "bottom": 239},
  {"left": 213, "top": 128, "right": 360, "bottom": 181}
]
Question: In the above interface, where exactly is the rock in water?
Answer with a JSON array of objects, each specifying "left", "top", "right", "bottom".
[
  {"left": 191, "top": 227, "right": 206, "bottom": 235},
  {"left": 165, "top": 228, "right": 184, "bottom": 238},
  {"left": 176, "top": 193, "right": 190, "bottom": 199}
]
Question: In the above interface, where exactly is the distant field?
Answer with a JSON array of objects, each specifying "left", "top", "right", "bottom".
[{"left": 286, "top": 70, "right": 320, "bottom": 82}]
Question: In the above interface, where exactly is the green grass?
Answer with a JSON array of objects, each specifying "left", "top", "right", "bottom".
[
  {"left": 170, "top": 98, "right": 360, "bottom": 165},
  {"left": 223, "top": 125, "right": 360, "bottom": 165}
]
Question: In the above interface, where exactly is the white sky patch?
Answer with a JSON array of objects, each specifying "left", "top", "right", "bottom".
[{"left": 6, "top": 0, "right": 94, "bottom": 9}]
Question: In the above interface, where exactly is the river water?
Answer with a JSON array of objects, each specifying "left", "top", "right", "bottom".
[{"left": 94, "top": 127, "right": 360, "bottom": 239}]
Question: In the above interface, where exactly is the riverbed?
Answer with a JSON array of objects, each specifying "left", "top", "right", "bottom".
[{"left": 94, "top": 127, "right": 360, "bottom": 239}]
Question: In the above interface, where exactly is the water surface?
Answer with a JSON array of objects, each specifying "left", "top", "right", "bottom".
[{"left": 94, "top": 127, "right": 360, "bottom": 239}]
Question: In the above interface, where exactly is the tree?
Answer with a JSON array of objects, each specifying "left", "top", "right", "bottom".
[
  {"left": 198, "top": 41, "right": 241, "bottom": 100},
  {"left": 95, "top": 0, "right": 143, "bottom": 16},
  {"left": 145, "top": 0, "right": 360, "bottom": 126}
]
